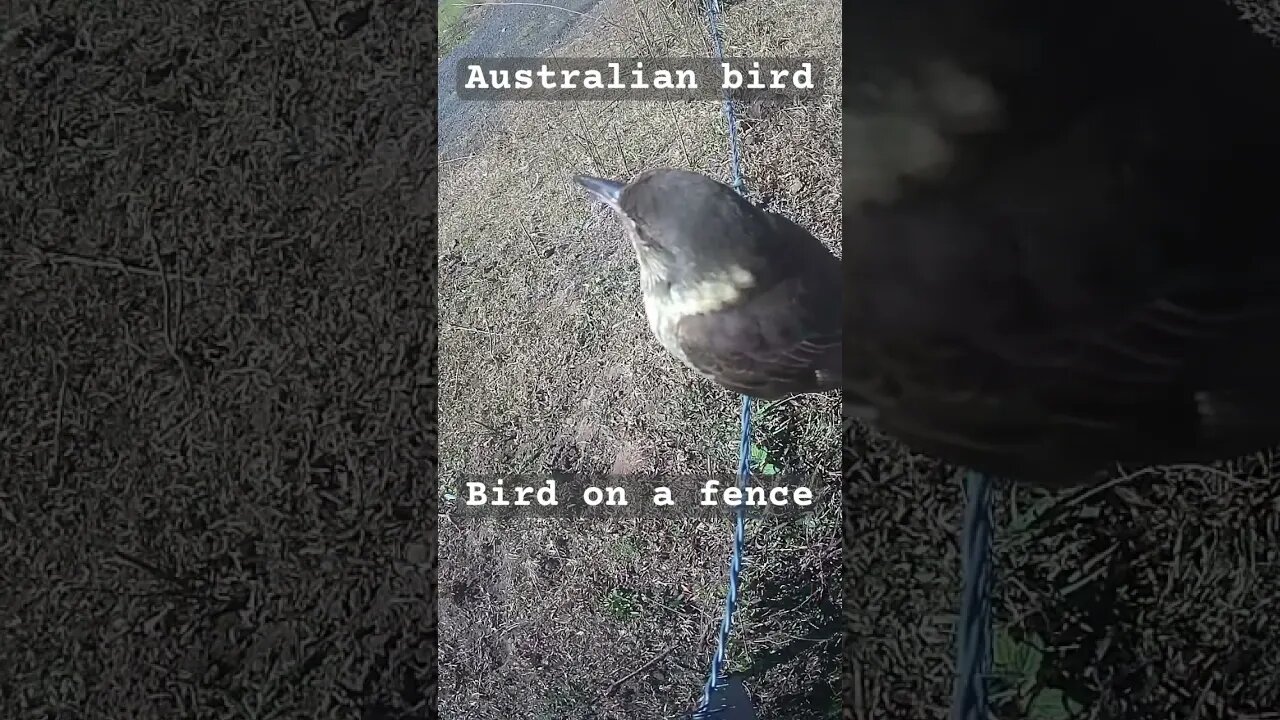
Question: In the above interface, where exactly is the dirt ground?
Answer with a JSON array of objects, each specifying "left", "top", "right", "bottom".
[
  {"left": 1, "top": 1, "right": 436, "bottom": 718},
  {"left": 436, "top": 0, "right": 841, "bottom": 717}
]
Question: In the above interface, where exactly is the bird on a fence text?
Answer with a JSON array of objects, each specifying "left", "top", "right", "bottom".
[
  {"left": 573, "top": 168, "right": 842, "bottom": 401},
  {"left": 841, "top": 0, "right": 1280, "bottom": 487}
]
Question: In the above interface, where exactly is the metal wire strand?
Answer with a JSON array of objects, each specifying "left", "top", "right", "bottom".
[
  {"left": 952, "top": 470, "right": 996, "bottom": 720},
  {"left": 689, "top": 0, "right": 755, "bottom": 715},
  {"left": 691, "top": 395, "right": 753, "bottom": 719},
  {"left": 697, "top": 3, "right": 998, "bottom": 719}
]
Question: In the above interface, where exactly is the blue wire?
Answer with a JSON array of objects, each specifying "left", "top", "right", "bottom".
[
  {"left": 952, "top": 471, "right": 995, "bottom": 720},
  {"left": 699, "top": 2, "right": 997, "bottom": 718},
  {"left": 690, "top": 0, "right": 753, "bottom": 715},
  {"left": 704, "top": 0, "right": 747, "bottom": 195},
  {"left": 692, "top": 395, "right": 753, "bottom": 718}
]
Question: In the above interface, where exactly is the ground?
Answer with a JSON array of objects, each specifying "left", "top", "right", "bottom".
[
  {"left": 1, "top": 1, "right": 436, "bottom": 718},
  {"left": 436, "top": 0, "right": 841, "bottom": 718}
]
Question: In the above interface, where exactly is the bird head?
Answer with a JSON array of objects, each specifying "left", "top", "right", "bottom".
[{"left": 572, "top": 169, "right": 771, "bottom": 290}]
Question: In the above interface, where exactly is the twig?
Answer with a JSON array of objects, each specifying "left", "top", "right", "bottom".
[
  {"left": 175, "top": 254, "right": 186, "bottom": 351},
  {"left": 155, "top": 408, "right": 204, "bottom": 442},
  {"left": 443, "top": 322, "right": 502, "bottom": 336},
  {"left": 109, "top": 549, "right": 191, "bottom": 590},
  {"left": 149, "top": 223, "right": 176, "bottom": 355},
  {"left": 518, "top": 218, "right": 538, "bottom": 255},
  {"left": 147, "top": 221, "right": 192, "bottom": 390},
  {"left": 604, "top": 644, "right": 677, "bottom": 697}
]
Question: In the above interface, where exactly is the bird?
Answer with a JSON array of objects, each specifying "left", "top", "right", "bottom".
[
  {"left": 572, "top": 169, "right": 842, "bottom": 401},
  {"left": 842, "top": 0, "right": 1280, "bottom": 487}
]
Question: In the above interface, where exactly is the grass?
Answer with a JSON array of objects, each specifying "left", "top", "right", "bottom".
[
  {"left": 439, "top": 0, "right": 476, "bottom": 55},
  {"left": 5, "top": 0, "right": 1278, "bottom": 718},
  {"left": 843, "top": 410, "right": 1280, "bottom": 717},
  {"left": 437, "top": 0, "right": 841, "bottom": 716}
]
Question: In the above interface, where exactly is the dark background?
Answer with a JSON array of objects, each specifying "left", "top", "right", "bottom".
[{"left": 1, "top": 1, "right": 437, "bottom": 718}]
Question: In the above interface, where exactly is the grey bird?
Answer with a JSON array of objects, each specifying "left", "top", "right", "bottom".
[
  {"left": 843, "top": 0, "right": 1280, "bottom": 487},
  {"left": 573, "top": 169, "right": 841, "bottom": 400}
]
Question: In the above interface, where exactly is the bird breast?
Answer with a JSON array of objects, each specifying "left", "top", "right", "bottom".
[
  {"left": 638, "top": 264, "right": 756, "bottom": 371},
  {"left": 639, "top": 272, "right": 690, "bottom": 364}
]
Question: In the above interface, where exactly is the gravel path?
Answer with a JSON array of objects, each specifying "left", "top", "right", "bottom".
[{"left": 438, "top": 0, "right": 606, "bottom": 157}]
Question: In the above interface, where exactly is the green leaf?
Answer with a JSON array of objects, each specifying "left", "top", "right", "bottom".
[
  {"left": 748, "top": 444, "right": 779, "bottom": 475},
  {"left": 993, "top": 627, "right": 1043, "bottom": 692}
]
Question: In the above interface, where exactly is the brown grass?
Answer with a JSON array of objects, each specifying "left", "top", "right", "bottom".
[{"left": 843, "top": 415, "right": 1280, "bottom": 717}]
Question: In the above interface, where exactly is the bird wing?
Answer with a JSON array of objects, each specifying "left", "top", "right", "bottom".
[
  {"left": 838, "top": 0, "right": 1280, "bottom": 485},
  {"left": 842, "top": 113, "right": 1280, "bottom": 483},
  {"left": 674, "top": 271, "right": 841, "bottom": 400},
  {"left": 846, "top": 247, "right": 1280, "bottom": 485}
]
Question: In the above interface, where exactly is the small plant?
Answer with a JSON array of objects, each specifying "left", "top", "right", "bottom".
[
  {"left": 610, "top": 536, "right": 640, "bottom": 564},
  {"left": 748, "top": 442, "right": 779, "bottom": 476},
  {"left": 601, "top": 587, "right": 642, "bottom": 622},
  {"left": 993, "top": 628, "right": 1083, "bottom": 719},
  {"left": 440, "top": 481, "right": 458, "bottom": 503}
]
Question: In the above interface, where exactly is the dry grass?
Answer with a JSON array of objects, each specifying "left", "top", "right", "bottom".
[
  {"left": 437, "top": 0, "right": 841, "bottom": 717},
  {"left": 1232, "top": 0, "right": 1280, "bottom": 42},
  {"left": 844, "top": 416, "right": 1280, "bottom": 718}
]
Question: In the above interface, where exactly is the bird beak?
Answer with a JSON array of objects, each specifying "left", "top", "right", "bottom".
[{"left": 573, "top": 174, "right": 625, "bottom": 210}]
